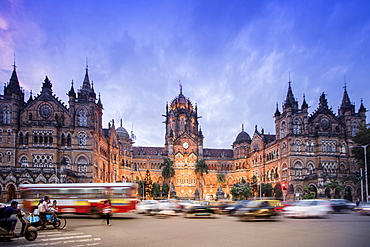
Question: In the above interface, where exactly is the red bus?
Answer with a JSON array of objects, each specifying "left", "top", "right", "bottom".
[{"left": 19, "top": 183, "right": 138, "bottom": 218}]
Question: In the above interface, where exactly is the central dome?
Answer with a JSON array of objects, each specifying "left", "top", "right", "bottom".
[
  {"left": 233, "top": 130, "right": 251, "bottom": 145},
  {"left": 116, "top": 126, "right": 130, "bottom": 140}
]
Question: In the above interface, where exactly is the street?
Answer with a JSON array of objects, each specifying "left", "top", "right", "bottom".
[{"left": 2, "top": 212, "right": 370, "bottom": 247}]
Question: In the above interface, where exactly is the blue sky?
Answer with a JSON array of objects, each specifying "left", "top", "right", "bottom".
[{"left": 0, "top": 0, "right": 369, "bottom": 148}]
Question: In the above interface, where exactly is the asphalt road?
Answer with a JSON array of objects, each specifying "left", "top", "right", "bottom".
[{"left": 2, "top": 212, "right": 370, "bottom": 247}]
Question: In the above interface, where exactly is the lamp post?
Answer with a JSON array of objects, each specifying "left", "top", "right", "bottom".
[{"left": 363, "top": 144, "right": 369, "bottom": 203}]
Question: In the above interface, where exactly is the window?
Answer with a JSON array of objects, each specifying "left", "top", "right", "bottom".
[
  {"left": 21, "top": 157, "right": 28, "bottom": 167},
  {"left": 0, "top": 129, "right": 2, "bottom": 144},
  {"left": 0, "top": 105, "right": 11, "bottom": 124},
  {"left": 6, "top": 151, "right": 11, "bottom": 162},
  {"left": 0, "top": 153, "right": 2, "bottom": 163},
  {"left": 33, "top": 154, "right": 53, "bottom": 167},
  {"left": 280, "top": 122, "right": 286, "bottom": 138},
  {"left": 307, "top": 163, "right": 314, "bottom": 175},
  {"left": 294, "top": 139, "right": 302, "bottom": 152},
  {"left": 292, "top": 117, "right": 302, "bottom": 134},
  {"left": 77, "top": 156, "right": 88, "bottom": 173},
  {"left": 78, "top": 132, "right": 87, "bottom": 146},
  {"left": 351, "top": 120, "right": 359, "bottom": 137},
  {"left": 77, "top": 108, "right": 88, "bottom": 127}
]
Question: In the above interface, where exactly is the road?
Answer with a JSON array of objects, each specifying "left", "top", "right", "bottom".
[{"left": 2, "top": 212, "right": 370, "bottom": 247}]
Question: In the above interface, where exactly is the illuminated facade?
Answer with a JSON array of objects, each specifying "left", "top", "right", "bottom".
[{"left": 0, "top": 65, "right": 366, "bottom": 202}]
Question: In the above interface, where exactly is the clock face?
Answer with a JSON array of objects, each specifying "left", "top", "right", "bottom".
[
  {"left": 40, "top": 104, "right": 52, "bottom": 119},
  {"left": 183, "top": 142, "right": 189, "bottom": 149}
]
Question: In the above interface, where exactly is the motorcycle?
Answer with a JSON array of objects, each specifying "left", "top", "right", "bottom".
[
  {"left": 0, "top": 210, "right": 38, "bottom": 241},
  {"left": 27, "top": 211, "right": 66, "bottom": 230}
]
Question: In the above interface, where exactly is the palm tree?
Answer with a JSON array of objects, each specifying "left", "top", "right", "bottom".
[
  {"left": 160, "top": 158, "right": 175, "bottom": 197},
  {"left": 195, "top": 159, "right": 208, "bottom": 199}
]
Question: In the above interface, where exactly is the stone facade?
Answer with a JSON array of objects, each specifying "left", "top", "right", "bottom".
[{"left": 0, "top": 65, "right": 366, "bottom": 202}]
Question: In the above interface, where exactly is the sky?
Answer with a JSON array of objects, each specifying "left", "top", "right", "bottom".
[{"left": 0, "top": 0, "right": 369, "bottom": 149}]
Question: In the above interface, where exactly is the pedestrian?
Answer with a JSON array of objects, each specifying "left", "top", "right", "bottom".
[
  {"left": 0, "top": 201, "right": 19, "bottom": 235},
  {"left": 102, "top": 200, "right": 112, "bottom": 226},
  {"left": 356, "top": 197, "right": 360, "bottom": 207}
]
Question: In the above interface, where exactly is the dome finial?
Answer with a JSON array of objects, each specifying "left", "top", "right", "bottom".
[
  {"left": 242, "top": 124, "right": 244, "bottom": 131},
  {"left": 179, "top": 80, "right": 182, "bottom": 94}
]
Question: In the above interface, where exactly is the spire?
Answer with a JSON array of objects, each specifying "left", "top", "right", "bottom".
[
  {"left": 68, "top": 80, "right": 76, "bottom": 98},
  {"left": 41, "top": 76, "right": 53, "bottom": 95},
  {"left": 301, "top": 94, "right": 308, "bottom": 109},
  {"left": 274, "top": 102, "right": 281, "bottom": 117},
  {"left": 241, "top": 124, "right": 244, "bottom": 132},
  {"left": 4, "top": 62, "right": 22, "bottom": 97},
  {"left": 179, "top": 80, "right": 182, "bottom": 95},
  {"left": 97, "top": 93, "right": 103, "bottom": 107},
  {"left": 27, "top": 90, "right": 33, "bottom": 104},
  {"left": 359, "top": 98, "right": 367, "bottom": 113},
  {"left": 319, "top": 92, "right": 328, "bottom": 108},
  {"left": 283, "top": 80, "right": 298, "bottom": 112},
  {"left": 82, "top": 66, "right": 91, "bottom": 90},
  {"left": 339, "top": 83, "right": 355, "bottom": 115}
]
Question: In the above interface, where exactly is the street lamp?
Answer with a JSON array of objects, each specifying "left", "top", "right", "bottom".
[{"left": 362, "top": 144, "right": 369, "bottom": 203}]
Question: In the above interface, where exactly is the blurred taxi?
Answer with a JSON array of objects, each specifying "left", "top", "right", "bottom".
[
  {"left": 274, "top": 201, "right": 297, "bottom": 214},
  {"left": 283, "top": 199, "right": 332, "bottom": 218},
  {"left": 234, "top": 200, "right": 281, "bottom": 221},
  {"left": 355, "top": 203, "right": 370, "bottom": 215}
]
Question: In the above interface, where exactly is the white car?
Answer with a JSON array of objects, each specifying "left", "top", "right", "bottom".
[
  {"left": 135, "top": 200, "right": 159, "bottom": 214},
  {"left": 283, "top": 199, "right": 332, "bottom": 218}
]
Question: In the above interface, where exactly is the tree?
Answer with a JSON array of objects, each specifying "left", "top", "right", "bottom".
[
  {"left": 302, "top": 186, "right": 316, "bottom": 199},
  {"left": 160, "top": 158, "right": 175, "bottom": 198},
  {"left": 261, "top": 183, "right": 273, "bottom": 197},
  {"left": 230, "top": 183, "right": 252, "bottom": 200},
  {"left": 273, "top": 182, "right": 283, "bottom": 198},
  {"left": 143, "top": 170, "right": 153, "bottom": 199},
  {"left": 194, "top": 159, "right": 209, "bottom": 199},
  {"left": 324, "top": 180, "right": 346, "bottom": 199},
  {"left": 152, "top": 182, "right": 160, "bottom": 198},
  {"left": 217, "top": 173, "right": 226, "bottom": 183},
  {"left": 162, "top": 182, "right": 169, "bottom": 197},
  {"left": 353, "top": 124, "right": 370, "bottom": 172}
]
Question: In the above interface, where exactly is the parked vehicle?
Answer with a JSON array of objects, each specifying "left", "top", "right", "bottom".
[
  {"left": 330, "top": 199, "right": 355, "bottom": 213},
  {"left": 234, "top": 200, "right": 281, "bottom": 221},
  {"left": 135, "top": 200, "right": 159, "bottom": 214},
  {"left": 283, "top": 199, "right": 332, "bottom": 218}
]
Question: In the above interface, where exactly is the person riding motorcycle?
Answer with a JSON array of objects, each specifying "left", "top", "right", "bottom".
[{"left": 0, "top": 201, "right": 19, "bottom": 235}]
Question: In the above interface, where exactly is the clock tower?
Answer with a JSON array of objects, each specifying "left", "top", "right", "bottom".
[{"left": 163, "top": 85, "right": 204, "bottom": 157}]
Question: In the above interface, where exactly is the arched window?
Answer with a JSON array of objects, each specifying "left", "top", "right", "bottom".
[
  {"left": 280, "top": 122, "right": 287, "bottom": 138},
  {"left": 61, "top": 133, "right": 66, "bottom": 146},
  {"left": 307, "top": 163, "right": 314, "bottom": 175},
  {"left": 294, "top": 161, "right": 302, "bottom": 176},
  {"left": 19, "top": 132, "right": 24, "bottom": 145},
  {"left": 351, "top": 120, "right": 360, "bottom": 137},
  {"left": 78, "top": 132, "right": 87, "bottom": 146},
  {"left": 292, "top": 117, "right": 302, "bottom": 134},
  {"left": 294, "top": 139, "right": 302, "bottom": 152},
  {"left": 0, "top": 105, "right": 11, "bottom": 124},
  {"left": 6, "top": 151, "right": 11, "bottom": 163},
  {"left": 67, "top": 133, "right": 72, "bottom": 146},
  {"left": 21, "top": 157, "right": 28, "bottom": 167},
  {"left": 77, "top": 156, "right": 88, "bottom": 173},
  {"left": 77, "top": 108, "right": 88, "bottom": 127}
]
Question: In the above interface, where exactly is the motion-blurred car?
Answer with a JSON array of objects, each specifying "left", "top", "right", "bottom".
[
  {"left": 150, "top": 200, "right": 182, "bottom": 216},
  {"left": 135, "top": 200, "right": 159, "bottom": 214},
  {"left": 283, "top": 199, "right": 332, "bottom": 218},
  {"left": 330, "top": 199, "right": 355, "bottom": 213},
  {"left": 274, "top": 201, "right": 297, "bottom": 214},
  {"left": 355, "top": 203, "right": 370, "bottom": 215},
  {"left": 184, "top": 205, "right": 219, "bottom": 218},
  {"left": 223, "top": 200, "right": 250, "bottom": 215},
  {"left": 179, "top": 200, "right": 202, "bottom": 211},
  {"left": 234, "top": 200, "right": 281, "bottom": 221}
]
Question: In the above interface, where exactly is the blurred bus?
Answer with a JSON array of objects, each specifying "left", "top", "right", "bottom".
[{"left": 19, "top": 183, "right": 138, "bottom": 218}]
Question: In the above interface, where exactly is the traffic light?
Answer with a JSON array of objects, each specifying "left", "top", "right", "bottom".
[
  {"left": 281, "top": 181, "right": 287, "bottom": 190},
  {"left": 356, "top": 170, "right": 362, "bottom": 180}
]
